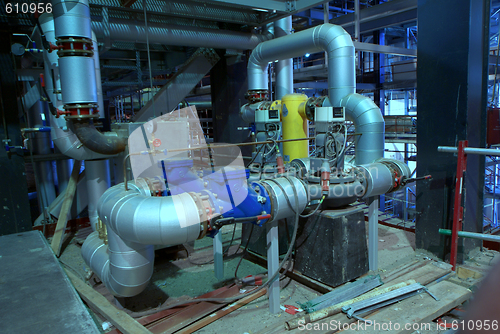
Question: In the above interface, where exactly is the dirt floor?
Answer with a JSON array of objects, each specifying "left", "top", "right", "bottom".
[{"left": 56, "top": 216, "right": 500, "bottom": 334}]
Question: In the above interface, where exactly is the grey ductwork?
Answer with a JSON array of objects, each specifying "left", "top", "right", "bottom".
[
  {"left": 82, "top": 180, "right": 203, "bottom": 297},
  {"left": 91, "top": 19, "right": 273, "bottom": 50},
  {"left": 40, "top": 12, "right": 110, "bottom": 160},
  {"left": 247, "top": 23, "right": 384, "bottom": 164},
  {"left": 341, "top": 93, "right": 385, "bottom": 165}
]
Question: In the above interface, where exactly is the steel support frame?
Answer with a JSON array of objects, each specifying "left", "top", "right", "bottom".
[
  {"left": 416, "top": 0, "right": 489, "bottom": 261},
  {"left": 450, "top": 141, "right": 468, "bottom": 271}
]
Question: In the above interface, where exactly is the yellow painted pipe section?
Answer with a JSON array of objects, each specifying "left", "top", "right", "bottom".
[{"left": 280, "top": 93, "right": 308, "bottom": 162}]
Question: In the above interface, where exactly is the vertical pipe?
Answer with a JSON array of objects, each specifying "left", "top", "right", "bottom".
[
  {"left": 86, "top": 159, "right": 111, "bottom": 231},
  {"left": 274, "top": 17, "right": 293, "bottom": 100},
  {"left": 55, "top": 146, "right": 73, "bottom": 193},
  {"left": 354, "top": 0, "right": 360, "bottom": 71},
  {"left": 323, "top": 2, "right": 329, "bottom": 66},
  {"left": 451, "top": 141, "right": 468, "bottom": 271},
  {"left": 266, "top": 219, "right": 280, "bottom": 314},
  {"left": 368, "top": 196, "right": 379, "bottom": 271},
  {"left": 213, "top": 232, "right": 223, "bottom": 280},
  {"left": 92, "top": 31, "right": 105, "bottom": 119},
  {"left": 29, "top": 100, "right": 57, "bottom": 212}
]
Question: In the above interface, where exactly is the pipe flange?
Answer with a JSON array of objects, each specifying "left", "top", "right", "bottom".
[
  {"left": 56, "top": 37, "right": 94, "bottom": 57},
  {"left": 63, "top": 103, "right": 99, "bottom": 119},
  {"left": 189, "top": 192, "right": 209, "bottom": 239},
  {"left": 245, "top": 89, "right": 269, "bottom": 103}
]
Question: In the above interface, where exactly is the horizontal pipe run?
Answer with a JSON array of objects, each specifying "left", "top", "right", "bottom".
[
  {"left": 439, "top": 228, "right": 500, "bottom": 243},
  {"left": 438, "top": 146, "right": 500, "bottom": 156},
  {"left": 135, "top": 137, "right": 315, "bottom": 156},
  {"left": 91, "top": 20, "right": 272, "bottom": 50}
]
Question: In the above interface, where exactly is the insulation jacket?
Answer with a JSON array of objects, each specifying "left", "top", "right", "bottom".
[
  {"left": 247, "top": 23, "right": 385, "bottom": 164},
  {"left": 91, "top": 19, "right": 272, "bottom": 50},
  {"left": 71, "top": 120, "right": 127, "bottom": 155},
  {"left": 82, "top": 180, "right": 202, "bottom": 297}
]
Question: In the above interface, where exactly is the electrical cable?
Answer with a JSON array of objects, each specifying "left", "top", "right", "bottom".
[
  {"left": 129, "top": 178, "right": 302, "bottom": 318},
  {"left": 245, "top": 140, "right": 266, "bottom": 167},
  {"left": 234, "top": 223, "right": 254, "bottom": 279},
  {"left": 188, "top": 223, "right": 238, "bottom": 266},
  {"left": 264, "top": 177, "right": 325, "bottom": 218}
]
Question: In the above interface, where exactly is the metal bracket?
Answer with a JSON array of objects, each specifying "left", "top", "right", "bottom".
[
  {"left": 341, "top": 283, "right": 430, "bottom": 319},
  {"left": 285, "top": 0, "right": 296, "bottom": 11}
]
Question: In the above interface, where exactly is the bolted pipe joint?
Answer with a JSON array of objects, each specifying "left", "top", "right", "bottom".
[
  {"left": 357, "top": 158, "right": 411, "bottom": 198},
  {"left": 260, "top": 176, "right": 308, "bottom": 222}
]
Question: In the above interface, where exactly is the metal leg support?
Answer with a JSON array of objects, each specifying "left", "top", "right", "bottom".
[
  {"left": 368, "top": 196, "right": 379, "bottom": 271},
  {"left": 213, "top": 231, "right": 223, "bottom": 280},
  {"left": 266, "top": 219, "right": 280, "bottom": 313}
]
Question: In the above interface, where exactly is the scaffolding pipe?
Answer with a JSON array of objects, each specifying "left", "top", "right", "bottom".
[
  {"left": 438, "top": 146, "right": 500, "bottom": 156},
  {"left": 439, "top": 229, "right": 500, "bottom": 243}
]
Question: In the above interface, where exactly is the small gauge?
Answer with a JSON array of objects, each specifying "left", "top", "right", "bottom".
[{"left": 11, "top": 43, "right": 25, "bottom": 56}]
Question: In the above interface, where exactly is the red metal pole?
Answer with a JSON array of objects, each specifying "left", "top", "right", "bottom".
[{"left": 450, "top": 140, "right": 468, "bottom": 271}]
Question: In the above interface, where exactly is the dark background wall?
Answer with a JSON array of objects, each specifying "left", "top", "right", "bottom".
[{"left": 416, "top": 0, "right": 489, "bottom": 260}]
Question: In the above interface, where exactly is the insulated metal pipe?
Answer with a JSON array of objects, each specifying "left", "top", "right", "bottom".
[
  {"left": 274, "top": 17, "right": 293, "bottom": 100},
  {"left": 260, "top": 176, "right": 308, "bottom": 221},
  {"left": 307, "top": 181, "right": 364, "bottom": 201},
  {"left": 247, "top": 23, "right": 385, "bottom": 164},
  {"left": 86, "top": 159, "right": 110, "bottom": 231},
  {"left": 248, "top": 23, "right": 355, "bottom": 107},
  {"left": 98, "top": 180, "right": 202, "bottom": 246},
  {"left": 91, "top": 20, "right": 273, "bottom": 50},
  {"left": 81, "top": 230, "right": 155, "bottom": 297},
  {"left": 82, "top": 179, "right": 204, "bottom": 297},
  {"left": 40, "top": 13, "right": 110, "bottom": 160},
  {"left": 28, "top": 100, "right": 57, "bottom": 210},
  {"left": 340, "top": 93, "right": 385, "bottom": 165},
  {"left": 91, "top": 31, "right": 105, "bottom": 118}
]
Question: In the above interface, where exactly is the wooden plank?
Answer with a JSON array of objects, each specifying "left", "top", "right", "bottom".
[
  {"left": 177, "top": 288, "right": 267, "bottom": 334},
  {"left": 247, "top": 252, "right": 335, "bottom": 293},
  {"left": 457, "top": 266, "right": 483, "bottom": 279},
  {"left": 285, "top": 280, "right": 416, "bottom": 330},
  {"left": 51, "top": 159, "right": 82, "bottom": 256},
  {"left": 64, "top": 269, "right": 152, "bottom": 334},
  {"left": 338, "top": 280, "right": 472, "bottom": 334},
  {"left": 382, "top": 260, "right": 426, "bottom": 282},
  {"left": 380, "top": 260, "right": 420, "bottom": 281},
  {"left": 389, "top": 262, "right": 452, "bottom": 286},
  {"left": 148, "top": 285, "right": 241, "bottom": 333}
]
